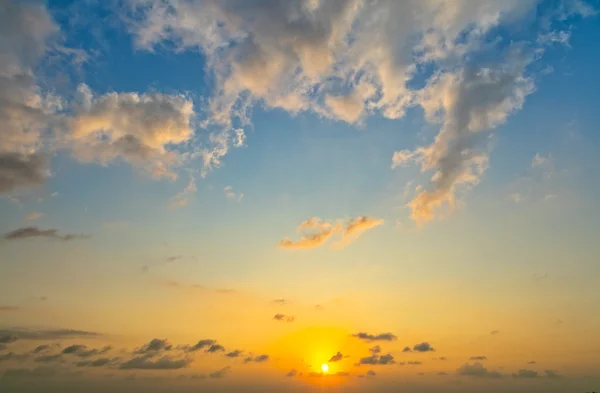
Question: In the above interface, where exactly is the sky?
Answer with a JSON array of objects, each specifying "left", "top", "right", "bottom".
[{"left": 0, "top": 0, "right": 599, "bottom": 392}]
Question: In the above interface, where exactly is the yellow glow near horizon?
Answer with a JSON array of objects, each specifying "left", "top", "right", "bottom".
[{"left": 321, "top": 363, "right": 329, "bottom": 373}]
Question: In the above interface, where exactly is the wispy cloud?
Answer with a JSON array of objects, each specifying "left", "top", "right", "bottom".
[
  {"left": 278, "top": 216, "right": 383, "bottom": 250},
  {"left": 3, "top": 227, "right": 89, "bottom": 241},
  {"left": 224, "top": 185, "right": 244, "bottom": 202},
  {"left": 352, "top": 332, "right": 397, "bottom": 342}
]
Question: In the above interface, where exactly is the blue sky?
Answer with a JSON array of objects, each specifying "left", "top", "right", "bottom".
[{"left": 1, "top": 1, "right": 600, "bottom": 392}]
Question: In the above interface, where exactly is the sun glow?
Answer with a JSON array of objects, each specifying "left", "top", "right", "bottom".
[{"left": 321, "top": 363, "right": 329, "bottom": 373}]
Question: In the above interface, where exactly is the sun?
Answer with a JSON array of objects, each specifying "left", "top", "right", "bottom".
[{"left": 321, "top": 363, "right": 329, "bottom": 373}]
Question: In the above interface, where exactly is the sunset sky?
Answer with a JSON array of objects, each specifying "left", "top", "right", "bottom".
[{"left": 1, "top": 0, "right": 599, "bottom": 392}]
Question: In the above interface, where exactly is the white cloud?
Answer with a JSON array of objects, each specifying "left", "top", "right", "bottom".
[
  {"left": 124, "top": 0, "right": 543, "bottom": 178},
  {"left": 67, "top": 84, "right": 196, "bottom": 180},
  {"left": 224, "top": 185, "right": 243, "bottom": 202},
  {"left": 0, "top": 1, "right": 59, "bottom": 194},
  {"left": 169, "top": 173, "right": 197, "bottom": 209}
]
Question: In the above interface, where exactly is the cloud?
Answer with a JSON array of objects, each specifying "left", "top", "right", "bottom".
[
  {"left": 490, "top": 330, "right": 500, "bottom": 335},
  {"left": 279, "top": 216, "right": 384, "bottom": 250},
  {"left": 225, "top": 350, "right": 243, "bottom": 358},
  {"left": 369, "top": 346, "right": 381, "bottom": 355},
  {"left": 168, "top": 173, "right": 197, "bottom": 209},
  {"left": 25, "top": 211, "right": 44, "bottom": 221},
  {"left": 62, "top": 344, "right": 111, "bottom": 358},
  {"left": 469, "top": 356, "right": 487, "bottom": 360},
  {"left": 0, "top": 328, "right": 99, "bottom": 340},
  {"left": 3, "top": 226, "right": 89, "bottom": 241},
  {"left": 0, "top": 335, "right": 18, "bottom": 344},
  {"left": 0, "top": 344, "right": 6, "bottom": 351},
  {"left": 133, "top": 339, "right": 172, "bottom": 354},
  {"left": 286, "top": 369, "right": 297, "bottom": 377},
  {"left": 119, "top": 354, "right": 191, "bottom": 370},
  {"left": 545, "top": 369, "right": 562, "bottom": 378},
  {"left": 31, "top": 345, "right": 51, "bottom": 354},
  {"left": 332, "top": 216, "right": 384, "bottom": 248},
  {"left": 273, "top": 313, "right": 295, "bottom": 323},
  {"left": 76, "top": 357, "right": 119, "bottom": 367},
  {"left": 209, "top": 366, "right": 230, "bottom": 379},
  {"left": 353, "top": 332, "right": 397, "bottom": 342},
  {"left": 0, "top": 306, "right": 19, "bottom": 312},
  {"left": 186, "top": 339, "right": 216, "bottom": 352},
  {"left": 0, "top": 1, "right": 58, "bottom": 194},
  {"left": 527, "top": 361, "right": 536, "bottom": 364},
  {"left": 512, "top": 369, "right": 539, "bottom": 378},
  {"left": 68, "top": 84, "right": 196, "bottom": 181},
  {"left": 457, "top": 363, "right": 503, "bottom": 378},
  {"left": 366, "top": 370, "right": 376, "bottom": 377},
  {"left": 1, "top": 366, "right": 57, "bottom": 378},
  {"left": 34, "top": 354, "right": 62, "bottom": 363},
  {"left": 402, "top": 347, "right": 412, "bottom": 353},
  {"left": 224, "top": 185, "right": 244, "bottom": 202},
  {"left": 412, "top": 342, "right": 435, "bottom": 352},
  {"left": 271, "top": 299, "right": 288, "bottom": 305},
  {"left": 277, "top": 223, "right": 341, "bottom": 250},
  {"left": 396, "top": 49, "right": 536, "bottom": 223},
  {"left": 0, "top": 352, "right": 30, "bottom": 362},
  {"left": 329, "top": 352, "right": 344, "bottom": 362},
  {"left": 244, "top": 354, "right": 269, "bottom": 363},
  {"left": 359, "top": 353, "right": 395, "bottom": 365},
  {"left": 205, "top": 344, "right": 225, "bottom": 353},
  {"left": 437, "top": 371, "right": 448, "bottom": 376}
]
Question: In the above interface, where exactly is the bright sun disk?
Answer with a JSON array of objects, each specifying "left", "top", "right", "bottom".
[{"left": 321, "top": 363, "right": 329, "bottom": 373}]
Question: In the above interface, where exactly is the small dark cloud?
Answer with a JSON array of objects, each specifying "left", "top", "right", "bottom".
[
  {"left": 490, "top": 330, "right": 500, "bottom": 335},
  {"left": 187, "top": 339, "right": 216, "bottom": 352},
  {"left": 190, "top": 373, "right": 206, "bottom": 379},
  {"left": 417, "top": 372, "right": 425, "bottom": 376},
  {"left": 315, "top": 305, "right": 324, "bottom": 310},
  {"left": 119, "top": 355, "right": 191, "bottom": 370},
  {"left": 545, "top": 370, "right": 562, "bottom": 378},
  {"left": 0, "top": 153, "right": 48, "bottom": 194},
  {"left": 244, "top": 354, "right": 269, "bottom": 363},
  {"left": 31, "top": 345, "right": 50, "bottom": 354},
  {"left": 273, "top": 313, "right": 295, "bottom": 322},
  {"left": 435, "top": 357, "right": 448, "bottom": 361},
  {"left": 271, "top": 299, "right": 288, "bottom": 305},
  {"left": 206, "top": 344, "right": 225, "bottom": 353},
  {"left": 2, "top": 366, "right": 57, "bottom": 378},
  {"left": 369, "top": 345, "right": 381, "bottom": 355},
  {"left": 457, "top": 363, "right": 503, "bottom": 379},
  {"left": 366, "top": 370, "right": 376, "bottom": 376},
  {"left": 0, "top": 306, "right": 19, "bottom": 312},
  {"left": 62, "top": 345, "right": 87, "bottom": 354},
  {"left": 3, "top": 226, "right": 89, "bottom": 241},
  {"left": 402, "top": 346, "right": 412, "bottom": 353},
  {"left": 470, "top": 356, "right": 487, "bottom": 360},
  {"left": 77, "top": 357, "right": 119, "bottom": 367},
  {"left": 0, "top": 335, "right": 18, "bottom": 344},
  {"left": 0, "top": 352, "right": 29, "bottom": 362},
  {"left": 34, "top": 354, "right": 62, "bottom": 363},
  {"left": 329, "top": 352, "right": 344, "bottom": 362},
  {"left": 336, "top": 371, "right": 350, "bottom": 376},
  {"left": 437, "top": 372, "right": 448, "bottom": 376},
  {"left": 353, "top": 332, "right": 397, "bottom": 342},
  {"left": 359, "top": 353, "right": 395, "bottom": 365},
  {"left": 527, "top": 361, "right": 536, "bottom": 364},
  {"left": 408, "top": 361, "right": 423, "bottom": 365},
  {"left": 412, "top": 342, "right": 435, "bottom": 352},
  {"left": 512, "top": 369, "right": 538, "bottom": 378},
  {"left": 0, "top": 328, "right": 99, "bottom": 340},
  {"left": 209, "top": 366, "right": 230, "bottom": 378},
  {"left": 225, "top": 350, "right": 243, "bottom": 358},
  {"left": 62, "top": 344, "right": 111, "bottom": 358},
  {"left": 134, "top": 339, "right": 172, "bottom": 354},
  {"left": 286, "top": 369, "right": 297, "bottom": 377}
]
